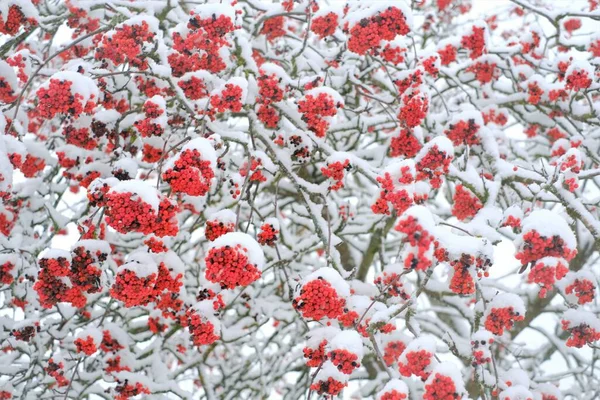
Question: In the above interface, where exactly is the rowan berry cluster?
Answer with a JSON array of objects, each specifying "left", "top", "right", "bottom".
[
  {"left": 515, "top": 230, "right": 576, "bottom": 266},
  {"left": 311, "top": 12, "right": 338, "bottom": 38},
  {"left": 104, "top": 192, "right": 178, "bottom": 237},
  {"left": 310, "top": 377, "right": 346, "bottom": 396},
  {"left": 395, "top": 215, "right": 435, "bottom": 271},
  {"left": 95, "top": 21, "right": 155, "bottom": 70},
  {"left": 210, "top": 83, "right": 244, "bottom": 114},
  {"left": 169, "top": 12, "right": 236, "bottom": 76},
  {"left": 297, "top": 92, "right": 340, "bottom": 138},
  {"left": 293, "top": 278, "right": 346, "bottom": 321},
  {"left": 415, "top": 144, "right": 452, "bottom": 189},
  {"left": 163, "top": 149, "right": 214, "bottom": 196},
  {"left": 256, "top": 73, "right": 284, "bottom": 128},
  {"left": 0, "top": 5, "right": 33, "bottom": 35},
  {"left": 182, "top": 307, "right": 220, "bottom": 346},
  {"left": 347, "top": 7, "right": 411, "bottom": 55},
  {"left": 484, "top": 307, "right": 524, "bottom": 336},
  {"left": 328, "top": 349, "right": 360, "bottom": 374},
  {"left": 321, "top": 159, "right": 350, "bottom": 191},
  {"left": 565, "top": 278, "right": 595, "bottom": 304},
  {"left": 452, "top": 185, "right": 482, "bottom": 221},
  {"left": 205, "top": 220, "right": 235, "bottom": 242},
  {"left": 461, "top": 26, "right": 486, "bottom": 59},
  {"left": 561, "top": 320, "right": 600, "bottom": 348},
  {"left": 398, "top": 350, "right": 434, "bottom": 380},
  {"left": 445, "top": 119, "right": 481, "bottom": 146},
  {"left": 389, "top": 129, "right": 422, "bottom": 158},
  {"left": 423, "top": 373, "right": 461, "bottom": 400},
  {"left": 36, "top": 78, "right": 96, "bottom": 119},
  {"left": 527, "top": 258, "right": 569, "bottom": 298},
  {"left": 303, "top": 339, "right": 328, "bottom": 367},
  {"left": 382, "top": 339, "right": 407, "bottom": 367},
  {"left": 74, "top": 335, "right": 97, "bottom": 355},
  {"left": 257, "top": 223, "right": 278, "bottom": 246},
  {"left": 205, "top": 244, "right": 261, "bottom": 289},
  {"left": 45, "top": 359, "right": 69, "bottom": 387}
]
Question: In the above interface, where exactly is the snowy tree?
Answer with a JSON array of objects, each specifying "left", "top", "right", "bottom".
[{"left": 0, "top": 0, "right": 600, "bottom": 399}]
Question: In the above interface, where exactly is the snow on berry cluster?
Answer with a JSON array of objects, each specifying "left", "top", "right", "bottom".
[{"left": 1, "top": 0, "right": 600, "bottom": 398}]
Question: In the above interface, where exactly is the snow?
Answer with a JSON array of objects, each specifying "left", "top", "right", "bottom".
[
  {"left": 328, "top": 330, "right": 364, "bottom": 358},
  {"left": 181, "top": 137, "right": 217, "bottom": 168},
  {"left": 121, "top": 251, "right": 158, "bottom": 278}
]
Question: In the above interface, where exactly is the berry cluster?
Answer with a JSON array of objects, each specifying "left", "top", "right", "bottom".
[
  {"left": 257, "top": 223, "right": 279, "bottom": 247},
  {"left": 205, "top": 244, "right": 261, "bottom": 289},
  {"left": 34, "top": 254, "right": 87, "bottom": 309},
  {"left": 561, "top": 320, "right": 600, "bottom": 348},
  {"left": 163, "top": 149, "right": 214, "bottom": 196},
  {"left": 182, "top": 307, "right": 219, "bottom": 346},
  {"left": 461, "top": 26, "right": 486, "bottom": 59},
  {"left": 466, "top": 61, "right": 497, "bottom": 84},
  {"left": 134, "top": 97, "right": 165, "bottom": 137},
  {"left": 104, "top": 191, "right": 178, "bottom": 237},
  {"left": 0, "top": 261, "right": 14, "bottom": 285},
  {"left": 205, "top": 220, "right": 235, "bottom": 242},
  {"left": 527, "top": 258, "right": 569, "bottom": 298},
  {"left": 169, "top": 11, "right": 236, "bottom": 76},
  {"left": 293, "top": 278, "right": 346, "bottom": 321},
  {"left": 114, "top": 381, "right": 150, "bottom": 400},
  {"left": 46, "top": 359, "right": 69, "bottom": 387},
  {"left": 382, "top": 338, "right": 407, "bottom": 366},
  {"left": 37, "top": 78, "right": 96, "bottom": 119},
  {"left": 372, "top": 169, "right": 414, "bottom": 215},
  {"left": 515, "top": 230, "right": 576, "bottom": 266},
  {"left": 297, "top": 92, "right": 340, "bottom": 138},
  {"left": 95, "top": 21, "right": 155, "bottom": 70},
  {"left": 303, "top": 339, "right": 327, "bottom": 367},
  {"left": 210, "top": 83, "right": 244, "bottom": 115},
  {"left": 380, "top": 390, "right": 408, "bottom": 400},
  {"left": 398, "top": 91, "right": 429, "bottom": 128},
  {"left": 398, "top": 350, "right": 434, "bottom": 380},
  {"left": 310, "top": 377, "right": 347, "bottom": 396},
  {"left": 374, "top": 272, "right": 410, "bottom": 300},
  {"left": 390, "top": 129, "right": 422, "bottom": 158},
  {"left": 110, "top": 269, "right": 157, "bottom": 307},
  {"left": 74, "top": 335, "right": 97, "bottom": 355},
  {"left": 452, "top": 185, "right": 482, "bottom": 221},
  {"left": 178, "top": 75, "right": 208, "bottom": 100},
  {"left": 395, "top": 215, "right": 435, "bottom": 271},
  {"left": 449, "top": 262, "right": 475, "bottom": 295},
  {"left": 565, "top": 68, "right": 592, "bottom": 91},
  {"left": 261, "top": 16, "right": 286, "bottom": 42},
  {"left": 415, "top": 144, "right": 453, "bottom": 189},
  {"left": 347, "top": 7, "right": 411, "bottom": 55},
  {"left": 0, "top": 5, "right": 34, "bottom": 36},
  {"left": 328, "top": 349, "right": 360, "bottom": 374},
  {"left": 311, "top": 12, "right": 338, "bottom": 38},
  {"left": 256, "top": 73, "right": 284, "bottom": 128},
  {"left": 423, "top": 373, "right": 461, "bottom": 400},
  {"left": 321, "top": 159, "right": 350, "bottom": 191},
  {"left": 484, "top": 307, "right": 524, "bottom": 335},
  {"left": 565, "top": 278, "right": 595, "bottom": 304},
  {"left": 445, "top": 119, "right": 481, "bottom": 146}
]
